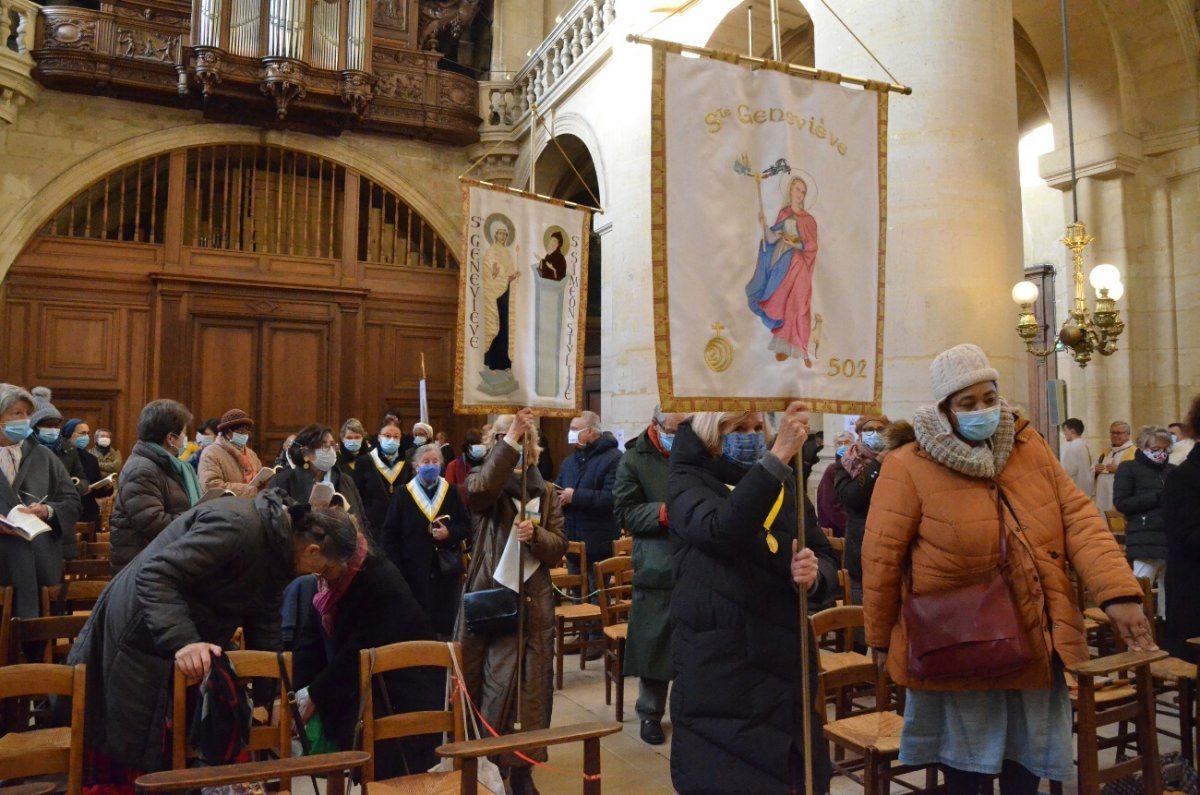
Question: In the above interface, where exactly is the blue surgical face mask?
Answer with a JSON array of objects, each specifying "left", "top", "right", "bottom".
[
  {"left": 836, "top": 445, "right": 848, "bottom": 458},
  {"left": 3, "top": 419, "right": 31, "bottom": 443},
  {"left": 468, "top": 444, "right": 488, "bottom": 460},
  {"left": 74, "top": 435, "right": 90, "bottom": 450},
  {"left": 413, "top": 435, "right": 428, "bottom": 447},
  {"left": 1171, "top": 433, "right": 1179, "bottom": 445},
  {"left": 860, "top": 431, "right": 885, "bottom": 452},
  {"left": 38, "top": 428, "right": 61, "bottom": 443},
  {"left": 418, "top": 463, "right": 441, "bottom": 484},
  {"left": 378, "top": 437, "right": 401, "bottom": 456},
  {"left": 659, "top": 431, "right": 675, "bottom": 453},
  {"left": 721, "top": 431, "right": 766, "bottom": 466},
  {"left": 954, "top": 405, "right": 1001, "bottom": 442},
  {"left": 198, "top": 434, "right": 214, "bottom": 448},
  {"left": 342, "top": 438, "right": 362, "bottom": 453},
  {"left": 230, "top": 431, "right": 250, "bottom": 448}
]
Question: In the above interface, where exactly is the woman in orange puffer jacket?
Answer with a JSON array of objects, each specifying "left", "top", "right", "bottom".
[{"left": 862, "top": 343, "right": 1153, "bottom": 794}]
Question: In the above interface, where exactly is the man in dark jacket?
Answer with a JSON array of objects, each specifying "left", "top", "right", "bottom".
[
  {"left": 110, "top": 399, "right": 200, "bottom": 571},
  {"left": 0, "top": 383, "right": 82, "bottom": 620},
  {"left": 556, "top": 410, "right": 622, "bottom": 606},
  {"left": 613, "top": 406, "right": 685, "bottom": 746}
]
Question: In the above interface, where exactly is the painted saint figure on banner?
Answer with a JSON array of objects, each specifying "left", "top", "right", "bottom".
[
  {"left": 745, "top": 175, "right": 819, "bottom": 367},
  {"left": 538, "top": 231, "right": 568, "bottom": 281},
  {"left": 480, "top": 214, "right": 521, "bottom": 396}
]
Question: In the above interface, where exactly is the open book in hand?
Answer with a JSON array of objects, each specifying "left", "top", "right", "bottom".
[
  {"left": 308, "top": 482, "right": 349, "bottom": 511},
  {"left": 86, "top": 473, "right": 116, "bottom": 494},
  {"left": 251, "top": 466, "right": 280, "bottom": 489},
  {"left": 0, "top": 505, "right": 52, "bottom": 541}
]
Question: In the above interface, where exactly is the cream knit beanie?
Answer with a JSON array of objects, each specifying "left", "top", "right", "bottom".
[{"left": 930, "top": 344, "right": 1000, "bottom": 402}]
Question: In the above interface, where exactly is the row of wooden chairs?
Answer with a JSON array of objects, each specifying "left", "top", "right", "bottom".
[{"left": 1, "top": 641, "right": 622, "bottom": 795}]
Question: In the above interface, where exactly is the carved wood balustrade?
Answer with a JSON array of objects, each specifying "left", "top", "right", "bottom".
[
  {"left": 31, "top": 0, "right": 479, "bottom": 142},
  {"left": 0, "top": 0, "right": 40, "bottom": 123}
]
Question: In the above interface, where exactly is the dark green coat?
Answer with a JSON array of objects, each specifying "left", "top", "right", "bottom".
[{"left": 613, "top": 429, "right": 672, "bottom": 681}]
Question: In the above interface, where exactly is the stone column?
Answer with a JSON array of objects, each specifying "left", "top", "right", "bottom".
[{"left": 810, "top": 1, "right": 1026, "bottom": 420}]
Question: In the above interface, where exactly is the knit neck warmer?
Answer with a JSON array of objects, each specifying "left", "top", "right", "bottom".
[
  {"left": 841, "top": 440, "right": 879, "bottom": 479},
  {"left": 912, "top": 400, "right": 1017, "bottom": 479}
]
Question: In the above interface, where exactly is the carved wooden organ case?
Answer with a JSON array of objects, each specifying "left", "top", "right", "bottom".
[{"left": 32, "top": 0, "right": 479, "bottom": 142}]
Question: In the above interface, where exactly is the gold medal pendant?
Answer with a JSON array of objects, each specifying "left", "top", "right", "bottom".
[{"left": 765, "top": 531, "right": 779, "bottom": 554}]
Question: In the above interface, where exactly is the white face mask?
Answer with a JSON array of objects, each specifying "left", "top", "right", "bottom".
[{"left": 568, "top": 429, "right": 581, "bottom": 446}]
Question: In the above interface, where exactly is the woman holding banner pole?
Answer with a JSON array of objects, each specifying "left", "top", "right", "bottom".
[
  {"left": 456, "top": 408, "right": 567, "bottom": 795},
  {"left": 666, "top": 402, "right": 835, "bottom": 793}
]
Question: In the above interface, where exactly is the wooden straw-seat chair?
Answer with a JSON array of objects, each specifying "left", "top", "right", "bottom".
[
  {"left": 810, "top": 606, "right": 873, "bottom": 720},
  {"left": 611, "top": 536, "right": 632, "bottom": 558},
  {"left": 358, "top": 640, "right": 621, "bottom": 795},
  {"left": 62, "top": 559, "right": 113, "bottom": 580},
  {"left": 553, "top": 541, "right": 603, "bottom": 689},
  {"left": 593, "top": 556, "right": 633, "bottom": 720},
  {"left": 0, "top": 663, "right": 86, "bottom": 795},
  {"left": 1050, "top": 649, "right": 1168, "bottom": 795},
  {"left": 8, "top": 614, "right": 89, "bottom": 665},
  {"left": 170, "top": 650, "right": 295, "bottom": 788}
]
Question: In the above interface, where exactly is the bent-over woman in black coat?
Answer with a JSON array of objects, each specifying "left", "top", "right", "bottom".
[
  {"left": 380, "top": 443, "right": 470, "bottom": 638},
  {"left": 667, "top": 405, "right": 836, "bottom": 795},
  {"left": 66, "top": 490, "right": 329, "bottom": 779},
  {"left": 290, "top": 508, "right": 439, "bottom": 777}
]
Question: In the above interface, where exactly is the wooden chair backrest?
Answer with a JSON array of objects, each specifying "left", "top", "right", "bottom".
[
  {"left": 593, "top": 557, "right": 633, "bottom": 628},
  {"left": 558, "top": 541, "right": 589, "bottom": 599},
  {"left": 78, "top": 540, "right": 111, "bottom": 560},
  {"left": 0, "top": 587, "right": 11, "bottom": 668},
  {"left": 40, "top": 580, "right": 109, "bottom": 616},
  {"left": 64, "top": 559, "right": 114, "bottom": 580},
  {"left": 0, "top": 663, "right": 86, "bottom": 795},
  {"left": 73, "top": 522, "right": 95, "bottom": 543},
  {"left": 358, "top": 640, "right": 464, "bottom": 782},
  {"left": 95, "top": 531, "right": 111, "bottom": 544},
  {"left": 836, "top": 569, "right": 853, "bottom": 605},
  {"left": 98, "top": 496, "right": 115, "bottom": 533},
  {"left": 8, "top": 614, "right": 90, "bottom": 664},
  {"left": 611, "top": 536, "right": 632, "bottom": 558},
  {"left": 171, "top": 650, "right": 293, "bottom": 773},
  {"left": 810, "top": 605, "right": 865, "bottom": 657}
]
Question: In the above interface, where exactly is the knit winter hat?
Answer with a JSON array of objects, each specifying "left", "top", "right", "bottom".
[
  {"left": 930, "top": 344, "right": 1000, "bottom": 402},
  {"left": 854, "top": 413, "right": 891, "bottom": 434},
  {"left": 29, "top": 386, "right": 63, "bottom": 426},
  {"left": 217, "top": 408, "right": 255, "bottom": 432}
]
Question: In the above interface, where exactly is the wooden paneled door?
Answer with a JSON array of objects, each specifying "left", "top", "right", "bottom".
[{"left": 191, "top": 316, "right": 332, "bottom": 456}]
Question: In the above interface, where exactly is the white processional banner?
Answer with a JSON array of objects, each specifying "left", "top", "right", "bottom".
[
  {"left": 455, "top": 181, "right": 591, "bottom": 415},
  {"left": 652, "top": 48, "right": 887, "bottom": 413}
]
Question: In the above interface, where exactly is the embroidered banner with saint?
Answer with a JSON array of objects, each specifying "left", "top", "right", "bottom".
[
  {"left": 651, "top": 47, "right": 887, "bottom": 413},
  {"left": 455, "top": 181, "right": 591, "bottom": 415}
]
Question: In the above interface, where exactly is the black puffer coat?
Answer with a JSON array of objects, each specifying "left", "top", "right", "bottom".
[
  {"left": 833, "top": 455, "right": 882, "bottom": 582},
  {"left": 109, "top": 441, "right": 193, "bottom": 571},
  {"left": 1114, "top": 451, "right": 1175, "bottom": 561},
  {"left": 67, "top": 490, "right": 293, "bottom": 771},
  {"left": 666, "top": 421, "right": 835, "bottom": 794},
  {"left": 1163, "top": 444, "right": 1200, "bottom": 658},
  {"left": 556, "top": 432, "right": 622, "bottom": 539}
]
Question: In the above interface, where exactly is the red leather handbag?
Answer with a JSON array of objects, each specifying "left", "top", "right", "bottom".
[{"left": 903, "top": 486, "right": 1033, "bottom": 680}]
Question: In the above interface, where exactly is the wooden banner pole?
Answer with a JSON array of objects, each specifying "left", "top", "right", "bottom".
[
  {"left": 794, "top": 450, "right": 814, "bottom": 795},
  {"left": 626, "top": 33, "right": 913, "bottom": 95},
  {"left": 515, "top": 429, "right": 529, "bottom": 731}
]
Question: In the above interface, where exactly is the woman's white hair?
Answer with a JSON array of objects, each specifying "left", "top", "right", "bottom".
[
  {"left": 0, "top": 384, "right": 34, "bottom": 417},
  {"left": 1136, "top": 424, "right": 1173, "bottom": 450},
  {"left": 489, "top": 414, "right": 541, "bottom": 465},
  {"left": 689, "top": 411, "right": 775, "bottom": 455},
  {"left": 412, "top": 442, "right": 444, "bottom": 465}
]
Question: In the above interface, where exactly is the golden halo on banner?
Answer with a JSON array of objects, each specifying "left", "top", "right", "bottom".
[
  {"left": 483, "top": 212, "right": 516, "bottom": 245},
  {"left": 776, "top": 168, "right": 820, "bottom": 211},
  {"left": 704, "top": 322, "right": 733, "bottom": 373}
]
